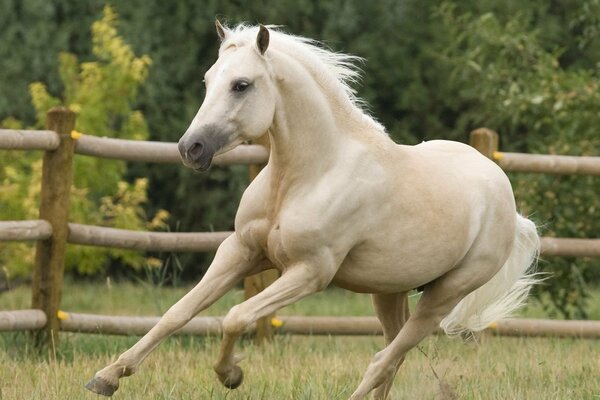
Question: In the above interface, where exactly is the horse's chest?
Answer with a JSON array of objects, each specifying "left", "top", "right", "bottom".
[
  {"left": 264, "top": 224, "right": 291, "bottom": 269},
  {"left": 240, "top": 217, "right": 290, "bottom": 270}
]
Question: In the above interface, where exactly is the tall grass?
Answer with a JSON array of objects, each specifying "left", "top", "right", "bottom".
[{"left": 1, "top": 281, "right": 599, "bottom": 399}]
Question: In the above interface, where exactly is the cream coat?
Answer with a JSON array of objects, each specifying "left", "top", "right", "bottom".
[{"left": 87, "top": 23, "right": 539, "bottom": 400}]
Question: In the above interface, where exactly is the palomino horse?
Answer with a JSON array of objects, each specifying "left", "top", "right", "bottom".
[{"left": 86, "top": 22, "right": 539, "bottom": 399}]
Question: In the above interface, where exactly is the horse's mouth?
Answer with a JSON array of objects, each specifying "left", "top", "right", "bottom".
[
  {"left": 191, "top": 154, "right": 214, "bottom": 172},
  {"left": 193, "top": 164, "right": 211, "bottom": 172}
]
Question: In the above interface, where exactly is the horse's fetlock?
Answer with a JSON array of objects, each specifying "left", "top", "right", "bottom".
[{"left": 120, "top": 365, "right": 137, "bottom": 377}]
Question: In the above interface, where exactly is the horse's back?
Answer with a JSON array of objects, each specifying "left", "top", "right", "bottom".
[
  {"left": 399, "top": 139, "right": 516, "bottom": 233},
  {"left": 406, "top": 139, "right": 512, "bottom": 195},
  {"left": 414, "top": 139, "right": 476, "bottom": 153}
]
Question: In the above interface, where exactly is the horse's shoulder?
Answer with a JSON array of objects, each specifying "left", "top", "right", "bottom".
[{"left": 235, "top": 169, "right": 270, "bottom": 230}]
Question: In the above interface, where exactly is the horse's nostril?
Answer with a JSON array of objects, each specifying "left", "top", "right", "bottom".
[{"left": 188, "top": 142, "right": 204, "bottom": 159}]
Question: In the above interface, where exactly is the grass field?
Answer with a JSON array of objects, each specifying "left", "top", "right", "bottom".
[{"left": 1, "top": 281, "right": 599, "bottom": 399}]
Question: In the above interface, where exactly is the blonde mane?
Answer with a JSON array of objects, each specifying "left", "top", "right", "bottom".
[{"left": 220, "top": 24, "right": 386, "bottom": 134}]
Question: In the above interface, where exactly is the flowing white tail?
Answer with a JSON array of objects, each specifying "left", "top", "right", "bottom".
[{"left": 440, "top": 214, "right": 540, "bottom": 336}]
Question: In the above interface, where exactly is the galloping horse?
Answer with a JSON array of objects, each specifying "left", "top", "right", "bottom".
[{"left": 86, "top": 22, "right": 539, "bottom": 399}]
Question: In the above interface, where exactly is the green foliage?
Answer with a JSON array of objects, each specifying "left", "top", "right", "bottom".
[
  {"left": 0, "top": 5, "right": 166, "bottom": 277},
  {"left": 0, "top": 1, "right": 598, "bottom": 314},
  {"left": 433, "top": 2, "right": 600, "bottom": 318}
]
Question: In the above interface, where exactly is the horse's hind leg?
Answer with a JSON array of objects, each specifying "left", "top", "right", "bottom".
[
  {"left": 350, "top": 257, "right": 502, "bottom": 400},
  {"left": 371, "top": 292, "right": 410, "bottom": 400}
]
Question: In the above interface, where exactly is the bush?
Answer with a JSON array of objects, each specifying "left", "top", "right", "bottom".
[
  {"left": 433, "top": 2, "right": 600, "bottom": 318},
  {"left": 0, "top": 6, "right": 167, "bottom": 277}
]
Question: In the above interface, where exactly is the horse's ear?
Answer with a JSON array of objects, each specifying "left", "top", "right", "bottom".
[
  {"left": 215, "top": 19, "right": 229, "bottom": 42},
  {"left": 256, "top": 24, "right": 269, "bottom": 55}
]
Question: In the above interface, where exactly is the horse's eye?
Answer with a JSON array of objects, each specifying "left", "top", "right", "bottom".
[{"left": 232, "top": 80, "right": 250, "bottom": 93}]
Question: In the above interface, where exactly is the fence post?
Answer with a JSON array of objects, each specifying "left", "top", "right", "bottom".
[
  {"left": 31, "top": 107, "right": 76, "bottom": 348},
  {"left": 243, "top": 133, "right": 278, "bottom": 343},
  {"left": 469, "top": 128, "right": 499, "bottom": 160}
]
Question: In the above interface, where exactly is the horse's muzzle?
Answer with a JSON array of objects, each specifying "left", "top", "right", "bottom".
[
  {"left": 178, "top": 124, "right": 232, "bottom": 172},
  {"left": 178, "top": 137, "right": 215, "bottom": 172}
]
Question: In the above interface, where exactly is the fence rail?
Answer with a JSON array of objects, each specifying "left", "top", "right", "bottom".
[
  {"left": 75, "top": 134, "right": 269, "bottom": 165},
  {"left": 0, "top": 310, "right": 600, "bottom": 339},
  {"left": 3, "top": 311, "right": 599, "bottom": 339},
  {"left": 0, "top": 129, "right": 59, "bottom": 150},
  {"left": 0, "top": 128, "right": 269, "bottom": 165},
  {"left": 540, "top": 237, "right": 600, "bottom": 258},
  {"left": 67, "top": 223, "right": 231, "bottom": 252},
  {"left": 495, "top": 152, "right": 600, "bottom": 175},
  {"left": 0, "top": 310, "right": 47, "bottom": 331},
  {"left": 0, "top": 220, "right": 53, "bottom": 241},
  {"left": 60, "top": 312, "right": 225, "bottom": 336},
  {"left": 3, "top": 220, "right": 598, "bottom": 257}
]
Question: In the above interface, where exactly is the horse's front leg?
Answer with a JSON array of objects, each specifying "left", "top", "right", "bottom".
[
  {"left": 85, "top": 234, "right": 262, "bottom": 396},
  {"left": 213, "top": 262, "right": 332, "bottom": 389}
]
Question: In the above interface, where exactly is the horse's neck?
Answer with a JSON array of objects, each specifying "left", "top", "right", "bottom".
[
  {"left": 263, "top": 53, "right": 392, "bottom": 212},
  {"left": 267, "top": 57, "right": 364, "bottom": 177},
  {"left": 269, "top": 98, "right": 338, "bottom": 174}
]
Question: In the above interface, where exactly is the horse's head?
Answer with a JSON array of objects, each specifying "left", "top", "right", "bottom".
[{"left": 178, "top": 21, "right": 275, "bottom": 171}]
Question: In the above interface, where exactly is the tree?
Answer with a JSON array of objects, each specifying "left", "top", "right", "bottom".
[
  {"left": 0, "top": 5, "right": 167, "bottom": 277},
  {"left": 0, "top": 0, "right": 598, "bottom": 316},
  {"left": 433, "top": 2, "right": 600, "bottom": 318}
]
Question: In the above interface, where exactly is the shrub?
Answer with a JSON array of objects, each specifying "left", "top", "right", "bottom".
[{"left": 0, "top": 5, "right": 167, "bottom": 277}]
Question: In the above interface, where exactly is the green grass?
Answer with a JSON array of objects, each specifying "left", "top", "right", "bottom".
[{"left": 1, "top": 281, "right": 599, "bottom": 399}]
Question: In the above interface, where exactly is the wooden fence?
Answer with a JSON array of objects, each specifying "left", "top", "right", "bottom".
[{"left": 1, "top": 108, "right": 600, "bottom": 345}]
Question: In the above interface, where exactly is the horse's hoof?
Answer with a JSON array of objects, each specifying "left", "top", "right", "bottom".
[
  {"left": 85, "top": 375, "right": 119, "bottom": 397},
  {"left": 218, "top": 365, "right": 244, "bottom": 389}
]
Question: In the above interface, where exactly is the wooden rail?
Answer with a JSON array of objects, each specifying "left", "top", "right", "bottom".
[
  {"left": 0, "top": 129, "right": 59, "bottom": 150},
  {"left": 2, "top": 219, "right": 596, "bottom": 257},
  {"left": 59, "top": 312, "right": 225, "bottom": 336},
  {"left": 3, "top": 308, "right": 600, "bottom": 339},
  {"left": 75, "top": 134, "right": 269, "bottom": 165},
  {"left": 0, "top": 129, "right": 269, "bottom": 165},
  {"left": 495, "top": 152, "right": 600, "bottom": 175},
  {"left": 470, "top": 128, "right": 600, "bottom": 175},
  {"left": 67, "top": 223, "right": 231, "bottom": 252},
  {"left": 0, "top": 220, "right": 53, "bottom": 241},
  {"left": 0, "top": 310, "right": 47, "bottom": 331},
  {"left": 278, "top": 316, "right": 382, "bottom": 335},
  {"left": 487, "top": 318, "right": 600, "bottom": 338},
  {"left": 281, "top": 316, "right": 600, "bottom": 338},
  {"left": 50, "top": 312, "right": 600, "bottom": 339},
  {"left": 541, "top": 237, "right": 600, "bottom": 258},
  {"left": 4, "top": 308, "right": 598, "bottom": 339}
]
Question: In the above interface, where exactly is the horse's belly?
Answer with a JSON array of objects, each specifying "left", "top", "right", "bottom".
[
  {"left": 333, "top": 250, "right": 453, "bottom": 293},
  {"left": 332, "top": 265, "right": 418, "bottom": 293},
  {"left": 332, "top": 240, "right": 461, "bottom": 293}
]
